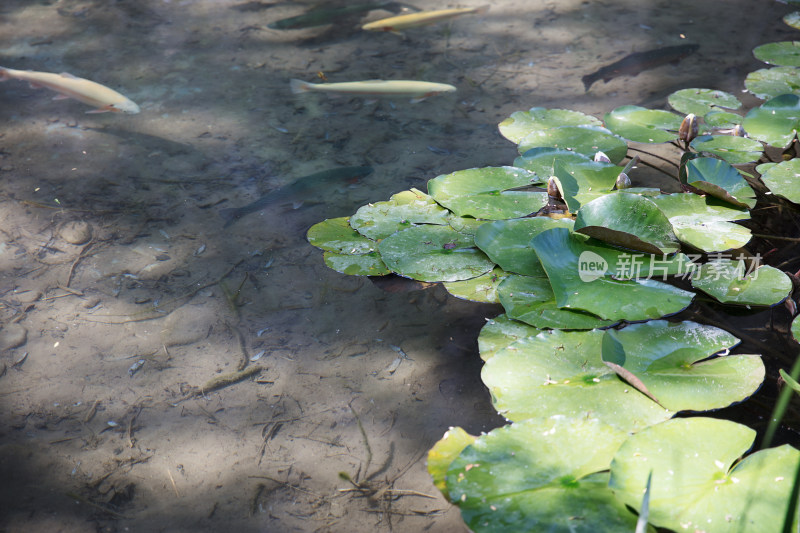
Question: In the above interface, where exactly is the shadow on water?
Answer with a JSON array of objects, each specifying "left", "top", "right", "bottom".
[{"left": 0, "top": 0, "right": 797, "bottom": 531}]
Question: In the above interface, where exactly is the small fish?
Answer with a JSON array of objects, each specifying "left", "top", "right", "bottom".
[
  {"left": 362, "top": 5, "right": 489, "bottom": 32},
  {"left": 268, "top": 2, "right": 391, "bottom": 30},
  {"left": 290, "top": 79, "right": 456, "bottom": 103},
  {"left": 0, "top": 66, "right": 140, "bottom": 113},
  {"left": 219, "top": 165, "right": 373, "bottom": 227},
  {"left": 581, "top": 44, "right": 699, "bottom": 92}
]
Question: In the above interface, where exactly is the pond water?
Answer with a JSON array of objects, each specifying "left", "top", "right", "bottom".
[{"left": 0, "top": 0, "right": 794, "bottom": 531}]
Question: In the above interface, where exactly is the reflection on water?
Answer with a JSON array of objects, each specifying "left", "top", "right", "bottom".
[{"left": 0, "top": 0, "right": 793, "bottom": 530}]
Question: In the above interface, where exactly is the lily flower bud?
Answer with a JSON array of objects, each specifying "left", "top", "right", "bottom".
[
  {"left": 678, "top": 113, "right": 698, "bottom": 143},
  {"left": 615, "top": 172, "right": 631, "bottom": 189},
  {"left": 594, "top": 151, "right": 611, "bottom": 163}
]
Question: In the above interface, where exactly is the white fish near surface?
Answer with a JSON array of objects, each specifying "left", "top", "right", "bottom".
[
  {"left": 0, "top": 66, "right": 140, "bottom": 114},
  {"left": 290, "top": 78, "right": 456, "bottom": 103}
]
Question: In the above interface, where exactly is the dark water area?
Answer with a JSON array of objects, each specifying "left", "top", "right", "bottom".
[{"left": 0, "top": 1, "right": 796, "bottom": 531}]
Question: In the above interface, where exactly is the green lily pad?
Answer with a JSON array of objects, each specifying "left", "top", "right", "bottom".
[
  {"left": 446, "top": 418, "right": 648, "bottom": 533},
  {"left": 602, "top": 320, "right": 763, "bottom": 412},
  {"left": 518, "top": 125, "right": 629, "bottom": 165},
  {"left": 498, "top": 107, "right": 601, "bottom": 144},
  {"left": 684, "top": 156, "right": 757, "bottom": 208},
  {"left": 497, "top": 274, "right": 616, "bottom": 330},
  {"left": 691, "top": 259, "right": 792, "bottom": 306},
  {"left": 443, "top": 267, "right": 508, "bottom": 303},
  {"left": 786, "top": 12, "right": 800, "bottom": 30},
  {"left": 603, "top": 106, "right": 682, "bottom": 143},
  {"left": 350, "top": 188, "right": 450, "bottom": 240},
  {"left": 745, "top": 66, "right": 800, "bottom": 100},
  {"left": 704, "top": 110, "right": 743, "bottom": 129},
  {"left": 652, "top": 193, "right": 751, "bottom": 252},
  {"left": 428, "top": 426, "right": 476, "bottom": 500},
  {"left": 668, "top": 88, "right": 742, "bottom": 116},
  {"left": 530, "top": 228, "right": 695, "bottom": 321},
  {"left": 427, "top": 166, "right": 546, "bottom": 219},
  {"left": 482, "top": 328, "right": 674, "bottom": 431},
  {"left": 307, "top": 217, "right": 377, "bottom": 254},
  {"left": 761, "top": 158, "right": 800, "bottom": 204},
  {"left": 551, "top": 159, "right": 621, "bottom": 212},
  {"left": 743, "top": 93, "right": 800, "bottom": 147},
  {"left": 793, "top": 314, "right": 800, "bottom": 343},
  {"left": 689, "top": 135, "right": 764, "bottom": 165},
  {"left": 609, "top": 417, "right": 800, "bottom": 533},
  {"left": 574, "top": 193, "right": 679, "bottom": 255},
  {"left": 513, "top": 147, "right": 593, "bottom": 177},
  {"left": 754, "top": 41, "right": 800, "bottom": 66},
  {"left": 321, "top": 251, "right": 390, "bottom": 276},
  {"left": 478, "top": 313, "right": 541, "bottom": 362},
  {"left": 474, "top": 217, "right": 575, "bottom": 277},
  {"left": 378, "top": 224, "right": 494, "bottom": 282}
]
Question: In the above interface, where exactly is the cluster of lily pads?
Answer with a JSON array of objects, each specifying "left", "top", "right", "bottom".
[{"left": 306, "top": 18, "right": 800, "bottom": 533}]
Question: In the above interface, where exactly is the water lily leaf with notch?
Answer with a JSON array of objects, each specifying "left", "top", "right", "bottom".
[
  {"left": 474, "top": 217, "right": 574, "bottom": 277},
  {"left": 445, "top": 417, "right": 651, "bottom": 533},
  {"left": 321, "top": 250, "right": 390, "bottom": 276},
  {"left": 531, "top": 228, "right": 694, "bottom": 321},
  {"left": 518, "top": 125, "right": 629, "bottom": 165},
  {"left": 683, "top": 157, "right": 756, "bottom": 208},
  {"left": 478, "top": 313, "right": 540, "bottom": 362},
  {"left": 427, "top": 166, "right": 547, "bottom": 219},
  {"left": 497, "top": 274, "right": 617, "bottom": 330},
  {"left": 378, "top": 224, "right": 494, "bottom": 282},
  {"left": 602, "top": 320, "right": 764, "bottom": 412},
  {"left": 443, "top": 266, "right": 508, "bottom": 303},
  {"left": 689, "top": 135, "right": 764, "bottom": 165},
  {"left": 551, "top": 159, "right": 621, "bottom": 212},
  {"left": 350, "top": 188, "right": 449, "bottom": 240},
  {"left": 574, "top": 193, "right": 680, "bottom": 255},
  {"left": 704, "top": 110, "right": 743, "bottom": 129},
  {"left": 651, "top": 193, "right": 751, "bottom": 252},
  {"left": 498, "top": 107, "right": 602, "bottom": 144},
  {"left": 482, "top": 328, "right": 674, "bottom": 431},
  {"left": 513, "top": 146, "right": 592, "bottom": 176},
  {"left": 743, "top": 93, "right": 800, "bottom": 147},
  {"left": 754, "top": 41, "right": 800, "bottom": 66},
  {"left": 609, "top": 418, "right": 800, "bottom": 533},
  {"left": 761, "top": 158, "right": 800, "bottom": 204},
  {"left": 428, "top": 426, "right": 476, "bottom": 500},
  {"left": 668, "top": 88, "right": 742, "bottom": 116},
  {"left": 603, "top": 105, "right": 682, "bottom": 143},
  {"left": 307, "top": 217, "right": 377, "bottom": 254},
  {"left": 691, "top": 259, "right": 792, "bottom": 306},
  {"left": 745, "top": 66, "right": 800, "bottom": 100},
  {"left": 793, "top": 315, "right": 800, "bottom": 343}
]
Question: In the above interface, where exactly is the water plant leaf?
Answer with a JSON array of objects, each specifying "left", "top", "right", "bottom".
[
  {"left": 427, "top": 166, "right": 547, "bottom": 219},
  {"left": 689, "top": 135, "right": 764, "bottom": 165},
  {"left": 609, "top": 417, "right": 800, "bottom": 532},
  {"left": 743, "top": 93, "right": 800, "bottom": 147},
  {"left": 478, "top": 313, "right": 540, "bottom": 362},
  {"left": 497, "top": 274, "right": 616, "bottom": 330},
  {"left": 793, "top": 314, "right": 800, "bottom": 343},
  {"left": 551, "top": 159, "right": 621, "bottom": 212},
  {"left": 443, "top": 266, "right": 508, "bottom": 303},
  {"left": 603, "top": 106, "right": 682, "bottom": 143},
  {"left": 474, "top": 217, "right": 574, "bottom": 277},
  {"left": 780, "top": 369, "right": 800, "bottom": 393},
  {"left": 378, "top": 224, "right": 494, "bottom": 282},
  {"left": 350, "top": 188, "right": 449, "bottom": 240},
  {"left": 602, "top": 320, "right": 764, "bottom": 412},
  {"left": 703, "top": 110, "right": 743, "bottom": 129},
  {"left": 683, "top": 156, "right": 757, "bottom": 208},
  {"left": 651, "top": 193, "right": 751, "bottom": 252},
  {"left": 482, "top": 328, "right": 674, "bottom": 431},
  {"left": 754, "top": 41, "right": 800, "bottom": 66},
  {"left": 321, "top": 251, "right": 390, "bottom": 276},
  {"left": 513, "top": 146, "right": 592, "bottom": 176},
  {"left": 745, "top": 66, "right": 800, "bottom": 100},
  {"left": 445, "top": 417, "right": 648, "bottom": 533},
  {"left": 530, "top": 228, "right": 694, "bottom": 321},
  {"left": 307, "top": 217, "right": 377, "bottom": 254},
  {"left": 668, "top": 88, "right": 742, "bottom": 116},
  {"left": 574, "top": 193, "right": 680, "bottom": 254},
  {"left": 428, "top": 426, "right": 476, "bottom": 500},
  {"left": 498, "top": 107, "right": 601, "bottom": 144},
  {"left": 691, "top": 259, "right": 792, "bottom": 306},
  {"left": 518, "top": 125, "right": 628, "bottom": 165},
  {"left": 761, "top": 158, "right": 800, "bottom": 204},
  {"left": 786, "top": 11, "right": 800, "bottom": 30}
]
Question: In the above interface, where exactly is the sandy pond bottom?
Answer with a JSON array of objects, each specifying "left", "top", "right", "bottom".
[{"left": 0, "top": 0, "right": 793, "bottom": 531}]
